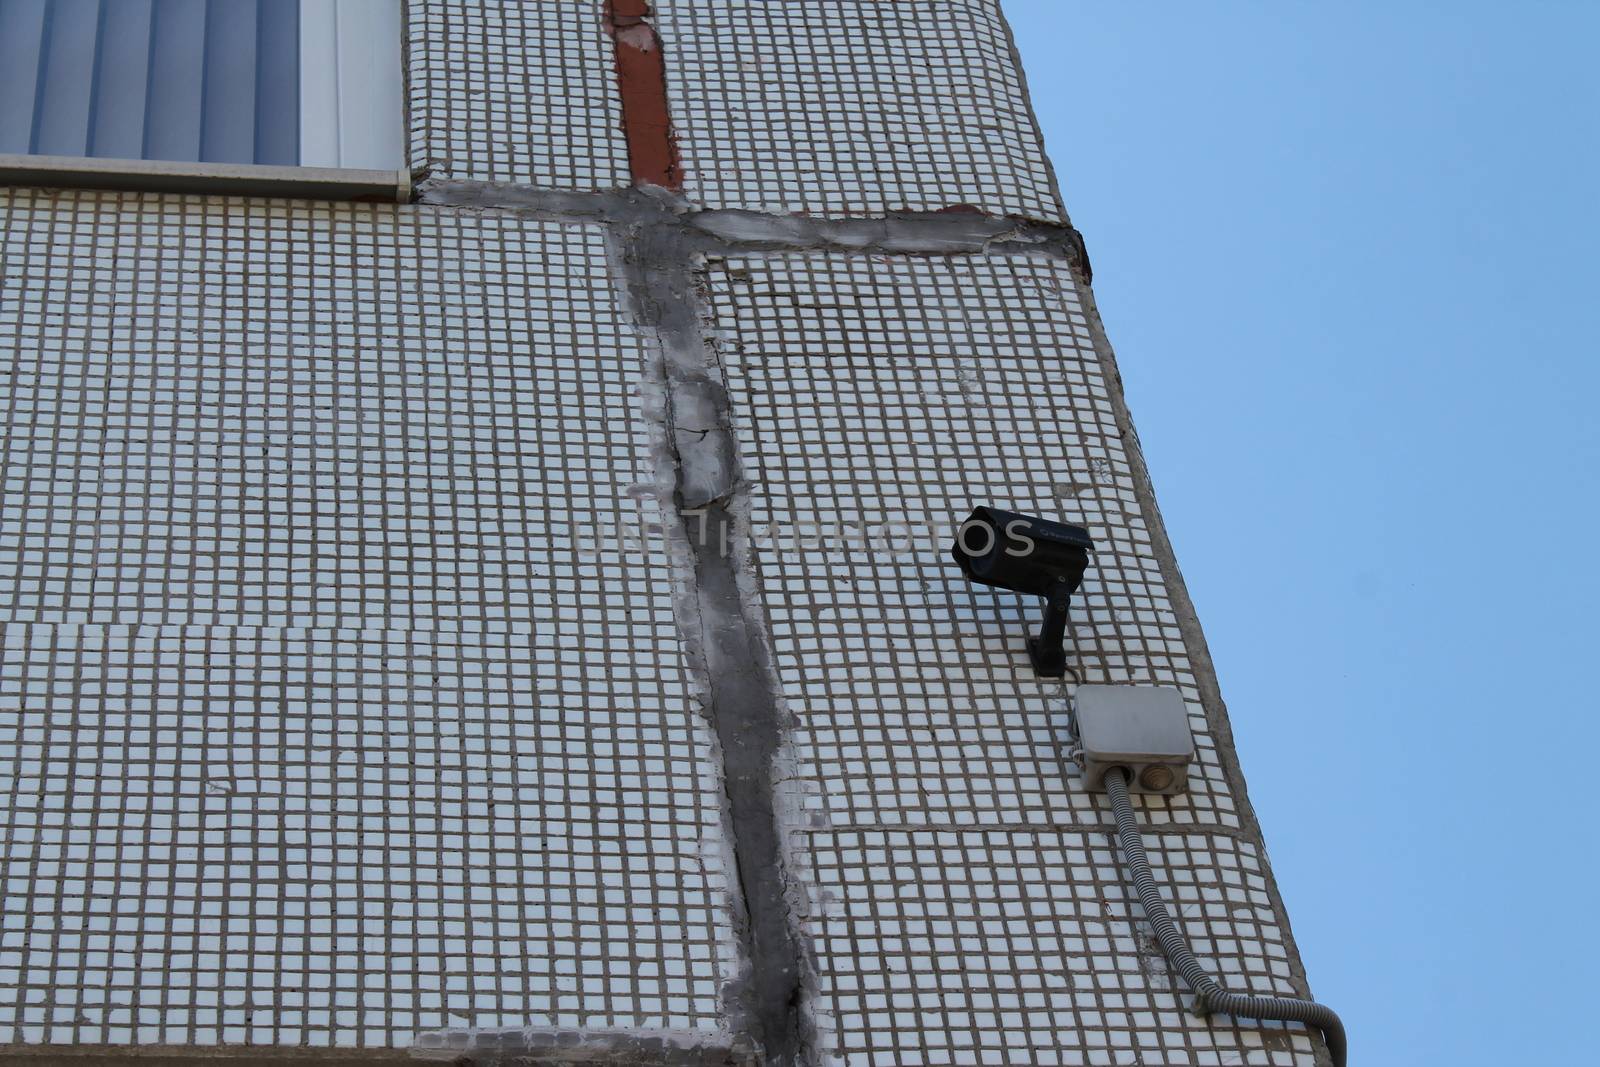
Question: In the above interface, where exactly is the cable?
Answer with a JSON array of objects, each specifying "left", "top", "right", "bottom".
[{"left": 1104, "top": 768, "right": 1348, "bottom": 1067}]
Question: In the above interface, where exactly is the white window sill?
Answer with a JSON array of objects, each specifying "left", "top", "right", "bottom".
[{"left": 0, "top": 154, "right": 411, "bottom": 202}]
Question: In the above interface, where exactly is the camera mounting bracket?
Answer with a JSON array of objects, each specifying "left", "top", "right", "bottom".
[{"left": 1026, "top": 577, "right": 1075, "bottom": 678}]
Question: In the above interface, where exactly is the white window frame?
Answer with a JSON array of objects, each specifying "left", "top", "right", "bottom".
[
  {"left": 300, "top": 0, "right": 405, "bottom": 172},
  {"left": 0, "top": 0, "right": 409, "bottom": 202}
]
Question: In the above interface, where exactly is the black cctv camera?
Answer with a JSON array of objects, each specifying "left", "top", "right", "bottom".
[{"left": 950, "top": 507, "right": 1093, "bottom": 677}]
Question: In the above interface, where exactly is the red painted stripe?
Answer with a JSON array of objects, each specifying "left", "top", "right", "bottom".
[{"left": 603, "top": 0, "right": 683, "bottom": 191}]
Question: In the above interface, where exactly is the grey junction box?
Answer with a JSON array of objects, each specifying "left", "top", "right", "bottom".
[{"left": 1070, "top": 685, "right": 1196, "bottom": 795}]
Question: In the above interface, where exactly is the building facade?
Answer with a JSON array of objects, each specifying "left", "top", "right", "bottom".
[{"left": 0, "top": 2, "right": 1331, "bottom": 1064}]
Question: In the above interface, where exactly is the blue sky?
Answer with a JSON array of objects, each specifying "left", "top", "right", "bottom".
[{"left": 1003, "top": 3, "right": 1599, "bottom": 1064}]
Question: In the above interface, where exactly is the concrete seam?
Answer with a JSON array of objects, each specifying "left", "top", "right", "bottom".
[
  {"left": 413, "top": 180, "right": 1091, "bottom": 280},
  {"left": 409, "top": 1025, "right": 752, "bottom": 1066},
  {"left": 609, "top": 207, "right": 818, "bottom": 1067}
]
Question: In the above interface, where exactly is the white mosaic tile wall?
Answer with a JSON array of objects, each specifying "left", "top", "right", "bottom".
[
  {"left": 406, "top": 0, "right": 630, "bottom": 188},
  {"left": 655, "top": 0, "right": 1064, "bottom": 219},
  {"left": 705, "top": 253, "right": 1316, "bottom": 1065},
  {"left": 808, "top": 830, "right": 1310, "bottom": 1066},
  {"left": 0, "top": 190, "right": 737, "bottom": 1049}
]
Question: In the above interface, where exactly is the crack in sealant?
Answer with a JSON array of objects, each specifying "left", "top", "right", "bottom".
[{"left": 414, "top": 180, "right": 1092, "bottom": 284}]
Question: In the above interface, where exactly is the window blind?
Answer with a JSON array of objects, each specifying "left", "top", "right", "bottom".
[{"left": 0, "top": 0, "right": 400, "bottom": 169}]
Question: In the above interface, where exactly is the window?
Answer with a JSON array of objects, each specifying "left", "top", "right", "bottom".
[{"left": 0, "top": 0, "right": 403, "bottom": 171}]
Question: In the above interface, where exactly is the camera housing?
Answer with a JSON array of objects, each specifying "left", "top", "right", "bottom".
[{"left": 951, "top": 506, "right": 1093, "bottom": 677}]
